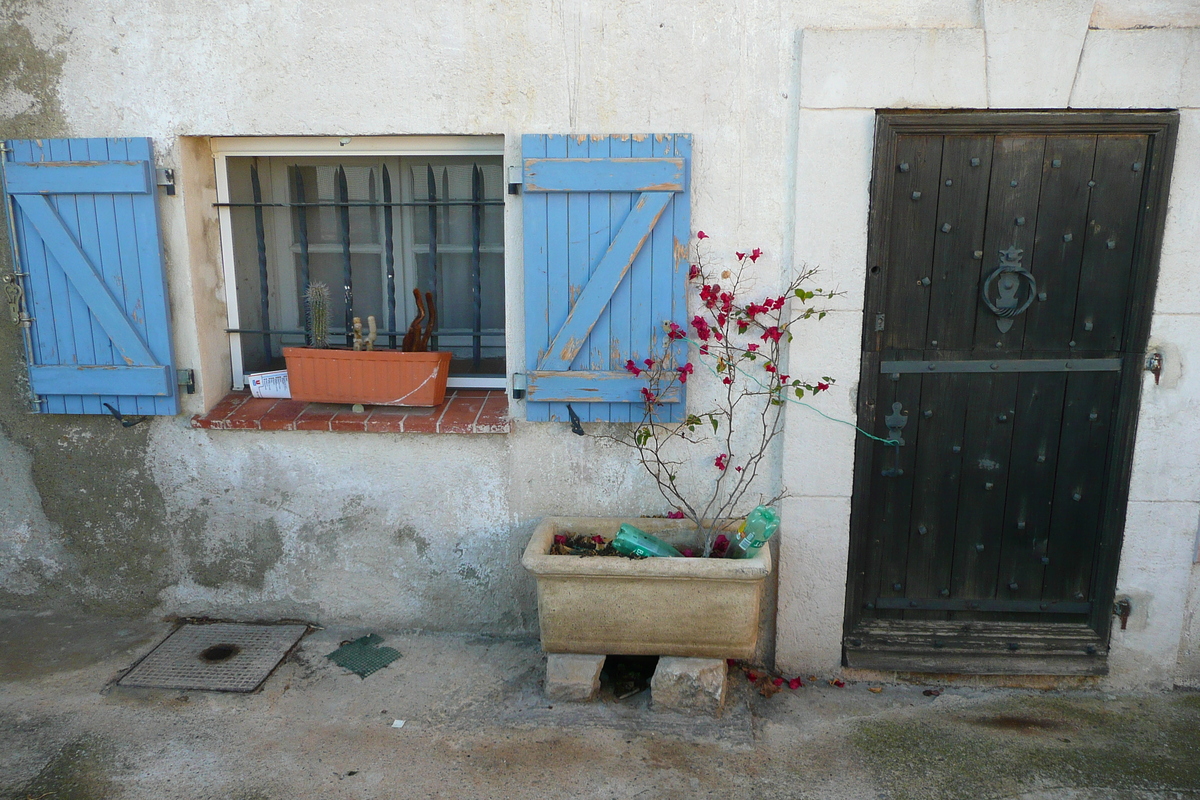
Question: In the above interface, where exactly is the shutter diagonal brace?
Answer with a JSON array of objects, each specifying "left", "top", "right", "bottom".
[
  {"left": 12, "top": 193, "right": 157, "bottom": 366},
  {"left": 538, "top": 191, "right": 671, "bottom": 371}
]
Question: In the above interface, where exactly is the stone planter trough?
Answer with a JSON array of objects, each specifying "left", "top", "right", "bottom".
[{"left": 521, "top": 516, "right": 772, "bottom": 660}]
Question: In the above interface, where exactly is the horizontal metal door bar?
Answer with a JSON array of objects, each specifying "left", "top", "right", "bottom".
[
  {"left": 872, "top": 598, "right": 1092, "bottom": 614},
  {"left": 880, "top": 358, "right": 1122, "bottom": 374}
]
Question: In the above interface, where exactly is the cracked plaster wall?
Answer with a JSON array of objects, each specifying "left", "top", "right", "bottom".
[{"left": 0, "top": 0, "right": 1198, "bottom": 684}]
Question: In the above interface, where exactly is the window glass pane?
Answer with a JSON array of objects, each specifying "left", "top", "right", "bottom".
[{"left": 227, "top": 152, "right": 504, "bottom": 382}]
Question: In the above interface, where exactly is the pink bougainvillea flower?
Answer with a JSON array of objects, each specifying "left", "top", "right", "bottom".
[
  {"left": 624, "top": 359, "right": 641, "bottom": 377},
  {"left": 681, "top": 548, "right": 695, "bottom": 557},
  {"left": 700, "top": 283, "right": 720, "bottom": 309},
  {"left": 714, "top": 453, "right": 729, "bottom": 470},
  {"left": 554, "top": 534, "right": 567, "bottom": 544},
  {"left": 677, "top": 363, "right": 694, "bottom": 383},
  {"left": 691, "top": 315, "right": 712, "bottom": 341},
  {"left": 727, "top": 658, "right": 737, "bottom": 667},
  {"left": 697, "top": 230, "right": 709, "bottom": 239},
  {"left": 591, "top": 535, "right": 605, "bottom": 544},
  {"left": 773, "top": 677, "right": 785, "bottom": 687},
  {"left": 788, "top": 677, "right": 803, "bottom": 690},
  {"left": 764, "top": 363, "right": 776, "bottom": 373},
  {"left": 750, "top": 247, "right": 763, "bottom": 262},
  {"left": 643, "top": 358, "right": 655, "bottom": 368},
  {"left": 737, "top": 320, "right": 749, "bottom": 333},
  {"left": 699, "top": 344, "right": 710, "bottom": 356},
  {"left": 746, "top": 671, "right": 759, "bottom": 681},
  {"left": 666, "top": 322, "right": 686, "bottom": 341},
  {"left": 688, "top": 263, "right": 701, "bottom": 280},
  {"left": 831, "top": 679, "right": 846, "bottom": 688},
  {"left": 736, "top": 251, "right": 746, "bottom": 260},
  {"left": 761, "top": 326, "right": 783, "bottom": 343},
  {"left": 735, "top": 466, "right": 743, "bottom": 472},
  {"left": 746, "top": 343, "right": 759, "bottom": 352},
  {"left": 722, "top": 376, "right": 733, "bottom": 385},
  {"left": 640, "top": 387, "right": 657, "bottom": 404},
  {"left": 667, "top": 510, "right": 685, "bottom": 519},
  {"left": 779, "top": 374, "right": 789, "bottom": 383},
  {"left": 817, "top": 381, "right": 831, "bottom": 392}
]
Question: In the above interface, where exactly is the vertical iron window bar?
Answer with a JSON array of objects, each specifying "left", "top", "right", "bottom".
[
  {"left": 471, "top": 164, "right": 483, "bottom": 369},
  {"left": 382, "top": 164, "right": 398, "bottom": 350},
  {"left": 336, "top": 166, "right": 354, "bottom": 347},
  {"left": 292, "top": 168, "right": 312, "bottom": 344},
  {"left": 426, "top": 164, "right": 439, "bottom": 352},
  {"left": 250, "top": 161, "right": 271, "bottom": 358}
]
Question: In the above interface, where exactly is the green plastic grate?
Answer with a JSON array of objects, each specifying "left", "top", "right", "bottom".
[{"left": 325, "top": 634, "right": 402, "bottom": 678}]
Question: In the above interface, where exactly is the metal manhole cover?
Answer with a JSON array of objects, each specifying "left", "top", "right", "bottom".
[{"left": 118, "top": 623, "right": 307, "bottom": 692}]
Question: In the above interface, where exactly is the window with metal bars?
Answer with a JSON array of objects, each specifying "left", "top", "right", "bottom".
[{"left": 220, "top": 150, "right": 505, "bottom": 388}]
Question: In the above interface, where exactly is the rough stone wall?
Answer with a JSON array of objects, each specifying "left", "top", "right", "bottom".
[{"left": 0, "top": 0, "right": 1198, "bottom": 687}]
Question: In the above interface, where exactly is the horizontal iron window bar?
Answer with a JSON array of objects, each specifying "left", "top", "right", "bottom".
[
  {"left": 214, "top": 200, "right": 504, "bottom": 208},
  {"left": 871, "top": 598, "right": 1092, "bottom": 614},
  {"left": 880, "top": 358, "right": 1122, "bottom": 374},
  {"left": 226, "top": 327, "right": 504, "bottom": 337}
]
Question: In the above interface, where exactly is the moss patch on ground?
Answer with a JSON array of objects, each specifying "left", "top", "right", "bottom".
[{"left": 851, "top": 692, "right": 1200, "bottom": 799}]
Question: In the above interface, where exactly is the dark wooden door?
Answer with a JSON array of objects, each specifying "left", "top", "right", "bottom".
[{"left": 844, "top": 112, "right": 1177, "bottom": 675}]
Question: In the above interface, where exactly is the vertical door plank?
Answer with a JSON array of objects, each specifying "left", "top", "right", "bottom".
[
  {"left": 14, "top": 139, "right": 65, "bottom": 413},
  {"left": 870, "top": 372, "right": 925, "bottom": 619},
  {"left": 1041, "top": 371, "right": 1120, "bottom": 604},
  {"left": 565, "top": 135, "right": 592, "bottom": 422},
  {"left": 544, "top": 135, "right": 570, "bottom": 422},
  {"left": 950, "top": 372, "right": 1020, "bottom": 606},
  {"left": 85, "top": 137, "right": 123, "bottom": 417},
  {"left": 45, "top": 138, "right": 86, "bottom": 414},
  {"left": 522, "top": 135, "right": 551, "bottom": 421},
  {"left": 606, "top": 134, "right": 634, "bottom": 423},
  {"left": 649, "top": 134, "right": 678, "bottom": 423},
  {"left": 628, "top": 135, "right": 656, "bottom": 386},
  {"left": 586, "top": 135, "right": 613, "bottom": 422},
  {"left": 1020, "top": 136, "right": 1097, "bottom": 352},
  {"left": 1073, "top": 135, "right": 1149, "bottom": 353},
  {"left": 904, "top": 371, "right": 970, "bottom": 619},
  {"left": 994, "top": 372, "right": 1068, "bottom": 611},
  {"left": 882, "top": 136, "right": 942, "bottom": 350},
  {"left": 925, "top": 135, "right": 993, "bottom": 350},
  {"left": 973, "top": 136, "right": 1046, "bottom": 353},
  {"left": 63, "top": 138, "right": 103, "bottom": 415}
]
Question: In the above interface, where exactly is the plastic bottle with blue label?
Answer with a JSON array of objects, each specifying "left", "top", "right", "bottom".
[
  {"left": 725, "top": 505, "right": 779, "bottom": 559},
  {"left": 611, "top": 523, "right": 683, "bottom": 558}
]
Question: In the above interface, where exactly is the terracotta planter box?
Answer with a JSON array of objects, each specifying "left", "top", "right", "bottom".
[
  {"left": 282, "top": 348, "right": 452, "bottom": 406},
  {"left": 521, "top": 517, "right": 772, "bottom": 659}
]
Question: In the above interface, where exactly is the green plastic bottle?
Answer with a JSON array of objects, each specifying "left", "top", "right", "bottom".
[
  {"left": 725, "top": 505, "right": 779, "bottom": 559},
  {"left": 611, "top": 523, "right": 683, "bottom": 558}
]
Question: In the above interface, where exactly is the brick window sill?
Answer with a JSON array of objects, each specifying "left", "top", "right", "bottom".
[{"left": 191, "top": 389, "right": 510, "bottom": 434}]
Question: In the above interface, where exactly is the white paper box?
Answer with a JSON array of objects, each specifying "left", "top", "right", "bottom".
[{"left": 248, "top": 370, "right": 291, "bottom": 399}]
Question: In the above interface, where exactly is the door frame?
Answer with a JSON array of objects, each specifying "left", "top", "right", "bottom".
[{"left": 844, "top": 110, "right": 1179, "bottom": 673}]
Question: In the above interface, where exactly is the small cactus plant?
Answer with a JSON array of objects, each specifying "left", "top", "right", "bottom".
[{"left": 304, "top": 282, "right": 331, "bottom": 348}]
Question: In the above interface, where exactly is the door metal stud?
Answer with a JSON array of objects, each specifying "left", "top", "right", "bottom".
[
  {"left": 941, "top": 223, "right": 952, "bottom": 233},
  {"left": 970, "top": 157, "right": 981, "bottom": 167},
  {"left": 911, "top": 191, "right": 921, "bottom": 200},
  {"left": 898, "top": 162, "right": 910, "bottom": 172},
  {"left": 892, "top": 582, "right": 902, "bottom": 591},
  {"left": 1052, "top": 159, "right": 1062, "bottom": 168},
  {"left": 1015, "top": 216, "right": 1025, "bottom": 226},
  {"left": 975, "top": 543, "right": 985, "bottom": 552},
  {"left": 973, "top": 250, "right": 983, "bottom": 259},
  {"left": 945, "top": 179, "right": 953, "bottom": 186},
  {"left": 1063, "top": 233, "right": 1073, "bottom": 242},
  {"left": 1010, "top": 180, "right": 1018, "bottom": 187}
]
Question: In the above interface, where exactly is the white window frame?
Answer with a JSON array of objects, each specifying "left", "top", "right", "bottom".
[{"left": 210, "top": 136, "right": 507, "bottom": 392}]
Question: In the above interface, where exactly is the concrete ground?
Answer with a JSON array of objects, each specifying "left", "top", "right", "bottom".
[{"left": 3, "top": 610, "right": 1200, "bottom": 800}]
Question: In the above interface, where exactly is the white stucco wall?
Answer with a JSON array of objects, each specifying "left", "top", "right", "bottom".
[{"left": 2, "top": 0, "right": 1199, "bottom": 687}]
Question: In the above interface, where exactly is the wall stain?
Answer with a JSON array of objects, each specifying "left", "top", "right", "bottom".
[
  {"left": 0, "top": 7, "right": 66, "bottom": 140},
  {"left": 395, "top": 524, "right": 430, "bottom": 557},
  {"left": 182, "top": 516, "right": 284, "bottom": 590}
]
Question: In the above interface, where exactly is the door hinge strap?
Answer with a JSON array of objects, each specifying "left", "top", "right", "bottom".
[
  {"left": 880, "top": 358, "right": 1122, "bottom": 375},
  {"left": 872, "top": 598, "right": 1092, "bottom": 614}
]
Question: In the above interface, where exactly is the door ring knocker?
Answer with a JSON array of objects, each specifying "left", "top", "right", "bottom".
[{"left": 982, "top": 245, "right": 1037, "bottom": 333}]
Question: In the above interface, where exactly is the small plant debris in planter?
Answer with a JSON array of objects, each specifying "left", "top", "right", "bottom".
[{"left": 550, "top": 533, "right": 636, "bottom": 558}]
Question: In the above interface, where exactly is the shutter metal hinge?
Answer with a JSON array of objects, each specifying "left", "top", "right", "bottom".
[
  {"left": 507, "top": 165, "right": 522, "bottom": 195},
  {"left": 156, "top": 168, "right": 175, "bottom": 195},
  {"left": 874, "top": 313, "right": 885, "bottom": 332},
  {"left": 176, "top": 368, "right": 195, "bottom": 394},
  {"left": 510, "top": 372, "right": 526, "bottom": 399}
]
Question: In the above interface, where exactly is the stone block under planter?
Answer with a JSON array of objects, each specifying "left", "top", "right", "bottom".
[{"left": 521, "top": 517, "right": 772, "bottom": 660}]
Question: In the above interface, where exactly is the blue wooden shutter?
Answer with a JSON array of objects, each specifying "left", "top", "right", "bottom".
[
  {"left": 522, "top": 134, "right": 691, "bottom": 423},
  {"left": 2, "top": 137, "right": 178, "bottom": 415}
]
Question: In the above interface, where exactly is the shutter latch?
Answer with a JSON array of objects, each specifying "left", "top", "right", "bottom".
[{"left": 156, "top": 168, "right": 176, "bottom": 195}]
